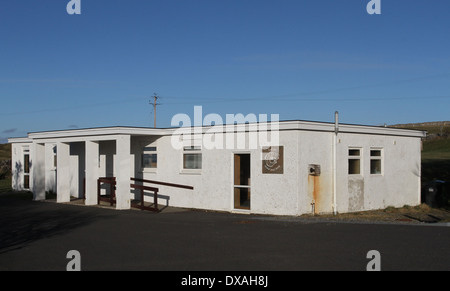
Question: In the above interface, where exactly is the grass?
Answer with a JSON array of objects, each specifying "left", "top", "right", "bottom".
[
  {"left": 0, "top": 178, "right": 11, "bottom": 193},
  {"left": 422, "top": 159, "right": 450, "bottom": 183},
  {"left": 422, "top": 138, "right": 450, "bottom": 160},
  {"left": 392, "top": 121, "right": 450, "bottom": 136},
  {"left": 0, "top": 178, "right": 33, "bottom": 199},
  {"left": 0, "top": 143, "right": 11, "bottom": 161},
  {"left": 303, "top": 203, "right": 450, "bottom": 223}
]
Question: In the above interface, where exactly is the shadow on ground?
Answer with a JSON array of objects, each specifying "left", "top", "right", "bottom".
[{"left": 0, "top": 192, "right": 114, "bottom": 254}]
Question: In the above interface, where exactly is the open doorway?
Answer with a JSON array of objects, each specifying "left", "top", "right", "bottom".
[{"left": 234, "top": 153, "right": 251, "bottom": 210}]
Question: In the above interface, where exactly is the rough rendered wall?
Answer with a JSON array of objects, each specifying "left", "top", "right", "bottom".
[
  {"left": 11, "top": 144, "right": 23, "bottom": 191},
  {"left": 336, "top": 133, "right": 421, "bottom": 213},
  {"left": 132, "top": 131, "right": 302, "bottom": 215},
  {"left": 296, "top": 131, "right": 333, "bottom": 215}
]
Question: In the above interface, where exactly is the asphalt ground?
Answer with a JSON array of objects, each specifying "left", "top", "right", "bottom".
[{"left": 0, "top": 194, "right": 449, "bottom": 272}]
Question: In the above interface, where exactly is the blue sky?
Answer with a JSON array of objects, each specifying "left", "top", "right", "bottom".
[{"left": 1, "top": 0, "right": 450, "bottom": 142}]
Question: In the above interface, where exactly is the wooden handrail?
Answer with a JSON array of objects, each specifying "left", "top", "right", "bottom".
[
  {"left": 130, "top": 181, "right": 160, "bottom": 212},
  {"left": 98, "top": 177, "right": 116, "bottom": 206},
  {"left": 130, "top": 184, "right": 159, "bottom": 192},
  {"left": 130, "top": 177, "right": 193, "bottom": 190},
  {"left": 129, "top": 177, "right": 193, "bottom": 212}
]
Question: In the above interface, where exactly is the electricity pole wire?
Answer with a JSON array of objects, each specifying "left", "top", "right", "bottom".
[{"left": 149, "top": 93, "right": 161, "bottom": 128}]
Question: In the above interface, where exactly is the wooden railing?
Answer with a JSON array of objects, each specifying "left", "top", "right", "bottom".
[
  {"left": 95, "top": 177, "right": 193, "bottom": 212},
  {"left": 97, "top": 177, "right": 116, "bottom": 206},
  {"left": 130, "top": 178, "right": 194, "bottom": 212}
]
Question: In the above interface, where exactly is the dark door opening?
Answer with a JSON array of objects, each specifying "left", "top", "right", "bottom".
[
  {"left": 23, "top": 153, "right": 30, "bottom": 189},
  {"left": 234, "top": 154, "right": 251, "bottom": 210}
]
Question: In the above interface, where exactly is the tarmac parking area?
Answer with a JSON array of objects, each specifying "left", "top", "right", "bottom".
[{"left": 0, "top": 194, "right": 449, "bottom": 271}]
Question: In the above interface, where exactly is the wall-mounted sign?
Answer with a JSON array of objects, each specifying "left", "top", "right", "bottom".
[{"left": 262, "top": 146, "right": 284, "bottom": 174}]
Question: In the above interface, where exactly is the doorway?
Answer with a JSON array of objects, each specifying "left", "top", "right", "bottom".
[
  {"left": 23, "top": 153, "right": 30, "bottom": 189},
  {"left": 234, "top": 153, "right": 251, "bottom": 210}
]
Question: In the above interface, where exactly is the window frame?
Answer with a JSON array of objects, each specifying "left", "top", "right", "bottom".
[
  {"left": 141, "top": 145, "right": 158, "bottom": 172},
  {"left": 348, "top": 147, "right": 362, "bottom": 175},
  {"left": 23, "top": 147, "right": 30, "bottom": 190},
  {"left": 370, "top": 148, "right": 383, "bottom": 175},
  {"left": 52, "top": 145, "right": 57, "bottom": 170},
  {"left": 181, "top": 145, "right": 202, "bottom": 173}
]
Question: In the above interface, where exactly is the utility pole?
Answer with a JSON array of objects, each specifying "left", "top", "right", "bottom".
[{"left": 149, "top": 93, "right": 161, "bottom": 128}]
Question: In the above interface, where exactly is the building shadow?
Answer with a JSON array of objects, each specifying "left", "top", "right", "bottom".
[{"left": 0, "top": 195, "right": 114, "bottom": 254}]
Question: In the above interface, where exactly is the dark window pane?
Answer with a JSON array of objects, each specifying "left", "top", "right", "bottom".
[
  {"left": 371, "top": 159, "right": 382, "bottom": 174},
  {"left": 24, "top": 175, "right": 30, "bottom": 189},
  {"left": 234, "top": 187, "right": 250, "bottom": 210},
  {"left": 349, "top": 159, "right": 360, "bottom": 175},
  {"left": 234, "top": 154, "right": 250, "bottom": 186},
  {"left": 142, "top": 154, "right": 157, "bottom": 168},
  {"left": 183, "top": 153, "right": 202, "bottom": 169},
  {"left": 371, "top": 150, "right": 381, "bottom": 157},
  {"left": 143, "top": 147, "right": 157, "bottom": 152},
  {"left": 24, "top": 154, "right": 30, "bottom": 174},
  {"left": 349, "top": 149, "right": 360, "bottom": 156},
  {"left": 183, "top": 146, "right": 201, "bottom": 151}
]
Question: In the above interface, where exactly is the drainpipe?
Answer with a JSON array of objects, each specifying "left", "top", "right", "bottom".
[{"left": 333, "top": 111, "right": 339, "bottom": 215}]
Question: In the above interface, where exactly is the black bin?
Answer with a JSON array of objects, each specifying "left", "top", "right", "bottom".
[{"left": 422, "top": 180, "right": 447, "bottom": 208}]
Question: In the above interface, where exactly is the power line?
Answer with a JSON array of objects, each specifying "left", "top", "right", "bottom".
[
  {"left": 2, "top": 73, "right": 449, "bottom": 116},
  {"left": 161, "top": 73, "right": 450, "bottom": 104},
  {"left": 161, "top": 94, "right": 450, "bottom": 105}
]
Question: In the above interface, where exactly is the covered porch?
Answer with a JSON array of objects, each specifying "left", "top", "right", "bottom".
[{"left": 28, "top": 127, "right": 170, "bottom": 210}]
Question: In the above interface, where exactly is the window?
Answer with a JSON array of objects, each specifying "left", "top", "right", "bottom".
[
  {"left": 348, "top": 148, "right": 361, "bottom": 175},
  {"left": 24, "top": 152, "right": 30, "bottom": 189},
  {"left": 234, "top": 154, "right": 251, "bottom": 210},
  {"left": 370, "top": 149, "right": 382, "bottom": 175},
  {"left": 53, "top": 146, "right": 57, "bottom": 168},
  {"left": 142, "top": 146, "right": 157, "bottom": 169},
  {"left": 183, "top": 146, "right": 202, "bottom": 169}
]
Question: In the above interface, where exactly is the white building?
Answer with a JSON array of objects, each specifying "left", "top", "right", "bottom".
[{"left": 8, "top": 119, "right": 426, "bottom": 216}]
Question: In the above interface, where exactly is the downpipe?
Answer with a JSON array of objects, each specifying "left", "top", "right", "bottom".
[{"left": 333, "top": 111, "right": 339, "bottom": 215}]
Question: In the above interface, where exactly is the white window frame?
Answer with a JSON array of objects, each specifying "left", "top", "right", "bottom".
[
  {"left": 370, "top": 148, "right": 383, "bottom": 175},
  {"left": 348, "top": 147, "right": 362, "bottom": 175},
  {"left": 180, "top": 145, "right": 202, "bottom": 174},
  {"left": 52, "top": 145, "right": 57, "bottom": 171},
  {"left": 23, "top": 147, "right": 30, "bottom": 190},
  {"left": 141, "top": 144, "right": 158, "bottom": 173}
]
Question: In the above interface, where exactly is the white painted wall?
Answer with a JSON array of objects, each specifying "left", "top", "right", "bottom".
[
  {"left": 133, "top": 130, "right": 421, "bottom": 215},
  {"left": 11, "top": 142, "right": 34, "bottom": 193},
  {"left": 9, "top": 124, "right": 423, "bottom": 215},
  {"left": 335, "top": 133, "right": 421, "bottom": 213},
  {"left": 44, "top": 143, "right": 56, "bottom": 194},
  {"left": 133, "top": 130, "right": 325, "bottom": 216},
  {"left": 11, "top": 143, "right": 24, "bottom": 191},
  {"left": 296, "top": 131, "right": 333, "bottom": 215}
]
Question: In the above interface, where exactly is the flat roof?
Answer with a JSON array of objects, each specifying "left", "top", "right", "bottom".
[{"left": 8, "top": 119, "right": 427, "bottom": 143}]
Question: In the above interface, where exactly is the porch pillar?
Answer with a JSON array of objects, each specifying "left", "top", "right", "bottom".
[
  {"left": 115, "top": 135, "right": 131, "bottom": 210},
  {"left": 85, "top": 140, "right": 99, "bottom": 205},
  {"left": 32, "top": 143, "right": 45, "bottom": 201},
  {"left": 56, "top": 142, "right": 71, "bottom": 203}
]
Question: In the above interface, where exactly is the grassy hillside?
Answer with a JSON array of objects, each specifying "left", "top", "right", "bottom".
[
  {"left": 0, "top": 143, "right": 11, "bottom": 161},
  {"left": 421, "top": 138, "right": 450, "bottom": 188},
  {"left": 393, "top": 122, "right": 450, "bottom": 207},
  {"left": 422, "top": 138, "right": 450, "bottom": 160},
  {"left": 392, "top": 121, "right": 450, "bottom": 137}
]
